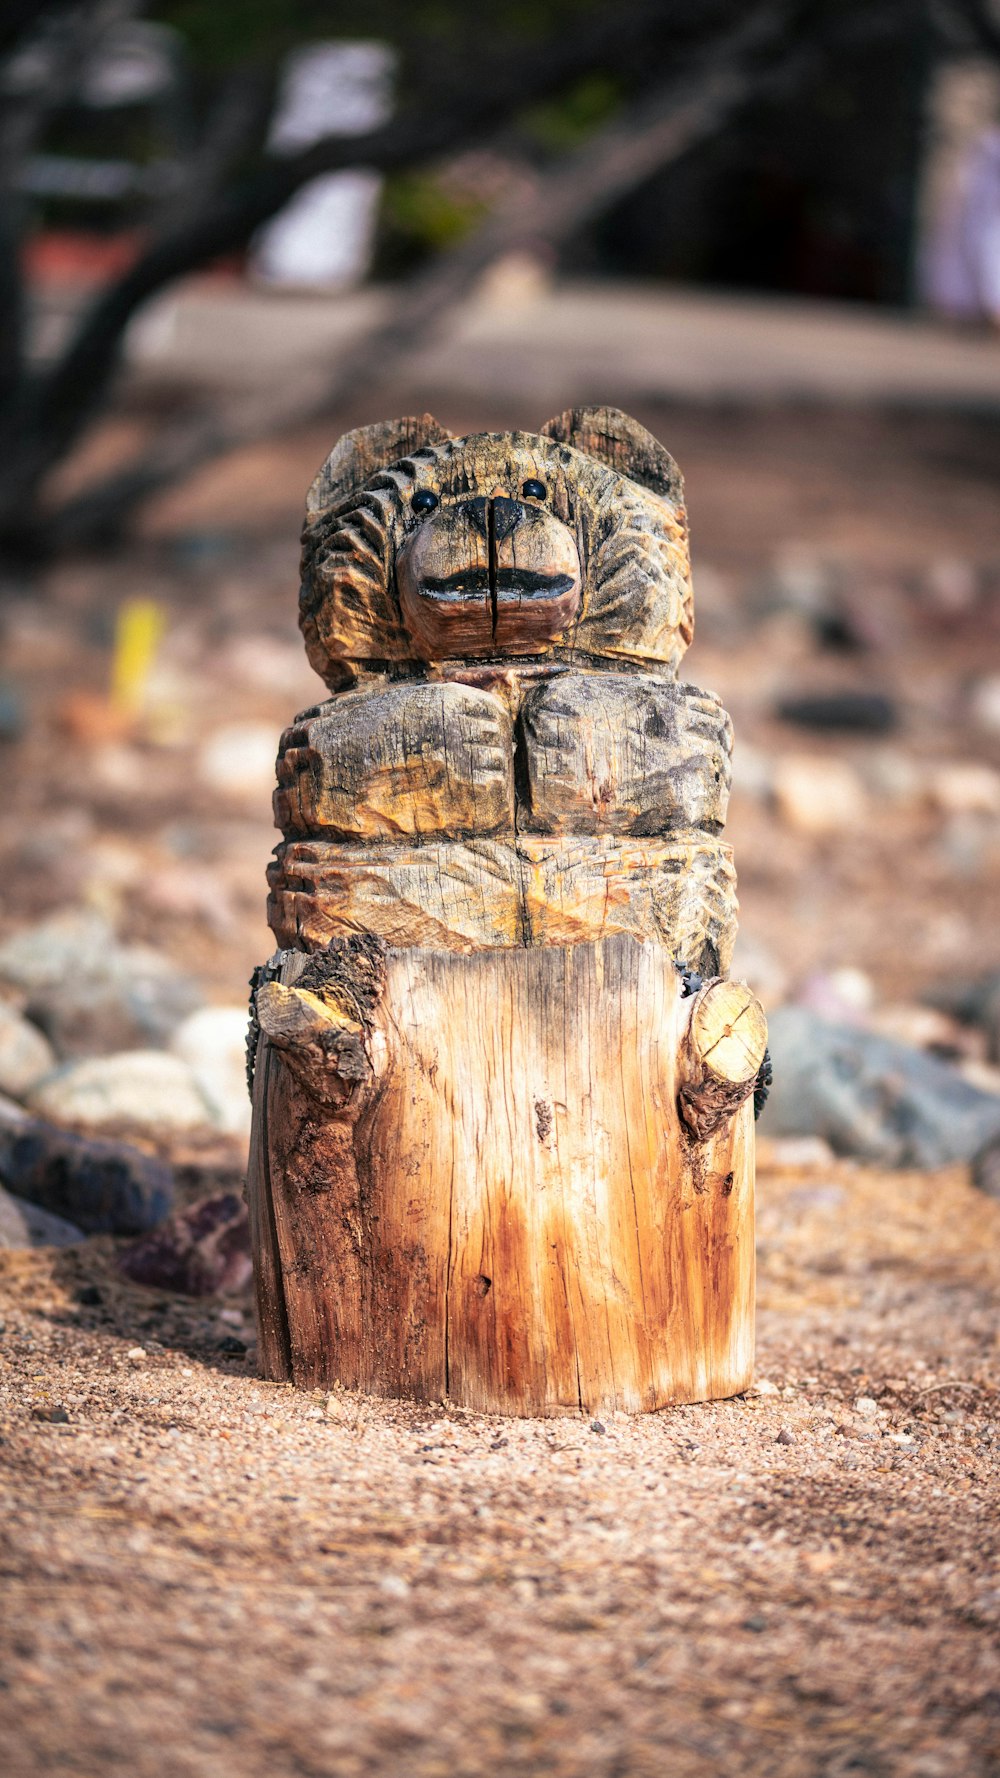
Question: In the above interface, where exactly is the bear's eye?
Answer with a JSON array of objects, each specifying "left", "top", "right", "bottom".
[
  {"left": 411, "top": 489, "right": 439, "bottom": 513},
  {"left": 522, "top": 479, "right": 547, "bottom": 501}
]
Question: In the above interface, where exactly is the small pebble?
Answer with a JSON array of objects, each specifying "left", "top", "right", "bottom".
[
  {"left": 772, "top": 755, "right": 866, "bottom": 836},
  {"left": 590, "top": 1420, "right": 607, "bottom": 1436},
  {"left": 127, "top": 1347, "right": 147, "bottom": 1363},
  {"left": 379, "top": 1574, "right": 410, "bottom": 1599},
  {"left": 31, "top": 1404, "right": 69, "bottom": 1423},
  {"left": 776, "top": 1427, "right": 796, "bottom": 1446},
  {"left": 855, "top": 1397, "right": 879, "bottom": 1419}
]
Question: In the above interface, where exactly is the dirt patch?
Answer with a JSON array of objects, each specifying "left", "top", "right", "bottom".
[{"left": 0, "top": 1154, "right": 998, "bottom": 1778}]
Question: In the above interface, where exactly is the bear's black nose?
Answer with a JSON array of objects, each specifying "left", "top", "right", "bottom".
[
  {"left": 491, "top": 497, "right": 522, "bottom": 543},
  {"left": 461, "top": 496, "right": 524, "bottom": 543}
]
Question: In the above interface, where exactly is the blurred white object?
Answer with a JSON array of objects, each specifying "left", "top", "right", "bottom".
[
  {"left": 970, "top": 674, "right": 1000, "bottom": 735},
  {"left": 918, "top": 56, "right": 1000, "bottom": 330},
  {"left": 772, "top": 755, "right": 867, "bottom": 836},
  {"left": 197, "top": 723, "right": 278, "bottom": 801},
  {"left": 921, "top": 110, "right": 1000, "bottom": 323},
  {"left": 927, "top": 761, "right": 1000, "bottom": 816},
  {"left": 171, "top": 1007, "right": 253, "bottom": 1138},
  {"left": 251, "top": 42, "right": 394, "bottom": 291}
]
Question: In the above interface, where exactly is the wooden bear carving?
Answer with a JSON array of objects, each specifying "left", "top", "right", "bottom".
[{"left": 248, "top": 407, "right": 767, "bottom": 1416}]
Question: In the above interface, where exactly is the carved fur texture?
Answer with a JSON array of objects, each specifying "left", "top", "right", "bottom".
[
  {"left": 299, "top": 411, "right": 693, "bottom": 687},
  {"left": 275, "top": 408, "right": 737, "bottom": 973}
]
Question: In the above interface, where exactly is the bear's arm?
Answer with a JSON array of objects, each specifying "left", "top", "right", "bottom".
[
  {"left": 275, "top": 680, "right": 514, "bottom": 841},
  {"left": 518, "top": 671, "right": 732, "bottom": 835}
]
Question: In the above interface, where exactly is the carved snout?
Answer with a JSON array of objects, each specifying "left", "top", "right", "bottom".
[
  {"left": 677, "top": 979, "right": 768, "bottom": 1141},
  {"left": 397, "top": 496, "right": 581, "bottom": 659}
]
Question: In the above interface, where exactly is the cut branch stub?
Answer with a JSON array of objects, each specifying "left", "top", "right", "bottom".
[{"left": 678, "top": 979, "right": 768, "bottom": 1141}]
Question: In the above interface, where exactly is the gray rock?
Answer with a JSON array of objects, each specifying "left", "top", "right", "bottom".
[
  {"left": 0, "top": 908, "right": 114, "bottom": 988},
  {"left": 29, "top": 1050, "right": 215, "bottom": 1133},
  {"left": 763, "top": 1007, "right": 1000, "bottom": 1169},
  {"left": 0, "top": 909, "right": 203, "bottom": 1058},
  {"left": 0, "top": 1094, "right": 173, "bottom": 1234},
  {"left": 118, "top": 1191, "right": 251, "bottom": 1296},
  {"left": 0, "top": 1183, "right": 83, "bottom": 1248},
  {"left": 923, "top": 969, "right": 1000, "bottom": 1064},
  {"left": 170, "top": 1006, "right": 252, "bottom": 1138},
  {"left": 0, "top": 1001, "right": 56, "bottom": 1097}
]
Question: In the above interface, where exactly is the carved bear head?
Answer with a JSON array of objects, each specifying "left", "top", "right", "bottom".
[{"left": 299, "top": 408, "right": 694, "bottom": 689}]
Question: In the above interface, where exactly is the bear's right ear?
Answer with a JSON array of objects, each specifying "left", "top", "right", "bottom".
[
  {"left": 539, "top": 406, "right": 682, "bottom": 503},
  {"left": 305, "top": 415, "right": 453, "bottom": 523}
]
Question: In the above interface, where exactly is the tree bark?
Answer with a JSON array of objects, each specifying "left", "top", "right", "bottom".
[{"left": 248, "top": 936, "right": 763, "bottom": 1415}]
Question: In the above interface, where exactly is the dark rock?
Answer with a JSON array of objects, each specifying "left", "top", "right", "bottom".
[
  {"left": 774, "top": 691, "right": 897, "bottom": 733},
  {"left": 0, "top": 1095, "right": 173, "bottom": 1235},
  {"left": 31, "top": 1404, "right": 69, "bottom": 1423},
  {"left": 0, "top": 679, "right": 25, "bottom": 743},
  {"left": 764, "top": 1008, "right": 1000, "bottom": 1169},
  {"left": 972, "top": 1137, "right": 1000, "bottom": 1200},
  {"left": 590, "top": 1420, "right": 606, "bottom": 1435},
  {"left": 118, "top": 1190, "right": 251, "bottom": 1297},
  {"left": 0, "top": 1184, "right": 83, "bottom": 1248},
  {"left": 75, "top": 1285, "right": 103, "bottom": 1306},
  {"left": 775, "top": 1427, "right": 796, "bottom": 1446},
  {"left": 923, "top": 970, "right": 1000, "bottom": 1064}
]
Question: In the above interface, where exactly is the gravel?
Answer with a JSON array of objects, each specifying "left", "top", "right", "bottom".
[{"left": 0, "top": 1152, "right": 997, "bottom": 1778}]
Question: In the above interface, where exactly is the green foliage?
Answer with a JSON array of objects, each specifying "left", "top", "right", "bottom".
[
  {"left": 520, "top": 72, "right": 623, "bottom": 153},
  {"left": 380, "top": 171, "right": 486, "bottom": 253}
]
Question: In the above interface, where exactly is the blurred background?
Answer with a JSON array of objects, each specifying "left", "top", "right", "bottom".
[{"left": 1, "top": 0, "right": 1000, "bottom": 1203}]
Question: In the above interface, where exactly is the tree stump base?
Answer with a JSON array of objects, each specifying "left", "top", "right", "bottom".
[{"left": 247, "top": 935, "right": 763, "bottom": 1416}]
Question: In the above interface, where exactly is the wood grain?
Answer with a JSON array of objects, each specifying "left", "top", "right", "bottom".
[
  {"left": 519, "top": 671, "right": 732, "bottom": 834},
  {"left": 247, "top": 938, "right": 755, "bottom": 1414},
  {"left": 678, "top": 979, "right": 768, "bottom": 1141},
  {"left": 268, "top": 831, "right": 738, "bottom": 974},
  {"left": 274, "top": 681, "right": 514, "bottom": 840}
]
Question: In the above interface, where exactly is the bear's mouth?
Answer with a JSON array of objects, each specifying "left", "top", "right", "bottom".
[
  {"left": 397, "top": 504, "right": 582, "bottom": 657},
  {"left": 420, "top": 568, "right": 577, "bottom": 603}
]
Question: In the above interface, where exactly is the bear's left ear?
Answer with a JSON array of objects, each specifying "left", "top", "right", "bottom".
[
  {"left": 305, "top": 414, "right": 453, "bottom": 525},
  {"left": 540, "top": 406, "right": 682, "bottom": 503}
]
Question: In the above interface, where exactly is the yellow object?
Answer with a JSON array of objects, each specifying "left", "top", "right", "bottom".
[{"left": 110, "top": 599, "right": 165, "bottom": 715}]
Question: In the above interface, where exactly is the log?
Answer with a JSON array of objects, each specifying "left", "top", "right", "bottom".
[
  {"left": 247, "top": 408, "right": 766, "bottom": 1415},
  {"left": 248, "top": 937, "right": 760, "bottom": 1413}
]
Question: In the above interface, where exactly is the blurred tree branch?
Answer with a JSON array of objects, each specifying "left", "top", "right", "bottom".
[
  {"left": 0, "top": 0, "right": 927, "bottom": 551},
  {"left": 0, "top": 0, "right": 699, "bottom": 546}
]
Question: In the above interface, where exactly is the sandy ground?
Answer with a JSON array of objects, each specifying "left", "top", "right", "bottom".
[
  {"left": 1, "top": 379, "right": 1000, "bottom": 1774},
  {"left": 1, "top": 1150, "right": 998, "bottom": 1778}
]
